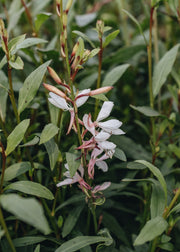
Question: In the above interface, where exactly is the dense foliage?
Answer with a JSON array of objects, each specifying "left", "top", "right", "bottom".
[{"left": 0, "top": 0, "right": 180, "bottom": 251}]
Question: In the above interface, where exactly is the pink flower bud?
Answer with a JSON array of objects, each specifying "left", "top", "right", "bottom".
[
  {"left": 43, "top": 83, "right": 67, "bottom": 99},
  {"left": 89, "top": 86, "right": 113, "bottom": 96},
  {"left": 47, "top": 67, "right": 62, "bottom": 84}
]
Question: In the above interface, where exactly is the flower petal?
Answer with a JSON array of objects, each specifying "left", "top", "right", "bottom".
[
  {"left": 96, "top": 160, "right": 108, "bottom": 172},
  {"left": 98, "top": 141, "right": 116, "bottom": 150},
  {"left": 83, "top": 114, "right": 96, "bottom": 136},
  {"left": 49, "top": 92, "right": 69, "bottom": 110},
  {"left": 95, "top": 131, "right": 110, "bottom": 142},
  {"left": 76, "top": 89, "right": 90, "bottom": 107},
  {"left": 96, "top": 101, "right": 114, "bottom": 122},
  {"left": 92, "top": 182, "right": 111, "bottom": 193},
  {"left": 98, "top": 119, "right": 122, "bottom": 130},
  {"left": 56, "top": 178, "right": 76, "bottom": 187}
]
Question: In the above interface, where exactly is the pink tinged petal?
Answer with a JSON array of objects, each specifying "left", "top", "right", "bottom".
[
  {"left": 92, "top": 182, "right": 111, "bottom": 193},
  {"left": 96, "top": 101, "right": 114, "bottom": 122},
  {"left": 83, "top": 114, "right": 96, "bottom": 136},
  {"left": 98, "top": 141, "right": 116, "bottom": 150},
  {"left": 96, "top": 160, "right": 108, "bottom": 172},
  {"left": 98, "top": 119, "right": 122, "bottom": 130},
  {"left": 49, "top": 92, "right": 69, "bottom": 110},
  {"left": 88, "top": 159, "right": 96, "bottom": 179},
  {"left": 95, "top": 131, "right": 110, "bottom": 142},
  {"left": 96, "top": 153, "right": 109, "bottom": 162},
  {"left": 78, "top": 165, "right": 84, "bottom": 177},
  {"left": 66, "top": 109, "right": 75, "bottom": 134},
  {"left": 79, "top": 179, "right": 92, "bottom": 190},
  {"left": 91, "top": 147, "right": 103, "bottom": 159},
  {"left": 76, "top": 89, "right": 91, "bottom": 107},
  {"left": 56, "top": 178, "right": 76, "bottom": 187}
]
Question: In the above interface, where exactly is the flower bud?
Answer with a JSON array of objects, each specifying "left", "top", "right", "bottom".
[
  {"left": 96, "top": 20, "right": 104, "bottom": 36},
  {"left": 66, "top": 0, "right": 73, "bottom": 11},
  {"left": 0, "top": 18, "right": 5, "bottom": 36},
  {"left": 47, "top": 67, "right": 62, "bottom": 84},
  {"left": 43, "top": 83, "right": 67, "bottom": 99},
  {"left": 89, "top": 86, "right": 113, "bottom": 96}
]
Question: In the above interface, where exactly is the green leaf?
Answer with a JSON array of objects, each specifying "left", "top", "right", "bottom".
[
  {"left": 66, "top": 152, "right": 81, "bottom": 177},
  {"left": 122, "top": 9, "right": 147, "bottom": 45},
  {"left": 103, "top": 30, "right": 120, "bottom": 48},
  {"left": 20, "top": 135, "right": 40, "bottom": 147},
  {"left": 135, "top": 160, "right": 167, "bottom": 203},
  {"left": 35, "top": 13, "right": 51, "bottom": 32},
  {"left": 13, "top": 237, "right": 46, "bottom": 247},
  {"left": 158, "top": 243, "right": 174, "bottom": 251},
  {"left": 102, "top": 64, "right": 130, "bottom": 87},
  {"left": 0, "top": 194, "right": 51, "bottom": 235},
  {"left": 34, "top": 244, "right": 40, "bottom": 252},
  {"left": 169, "top": 202, "right": 180, "bottom": 215},
  {"left": 12, "top": 38, "right": 48, "bottom": 55},
  {"left": 150, "top": 181, "right": 166, "bottom": 218},
  {"left": 0, "top": 56, "right": 7, "bottom": 70},
  {"left": 7, "top": 0, "right": 24, "bottom": 33},
  {"left": 55, "top": 236, "right": 112, "bottom": 252},
  {"left": 130, "top": 105, "right": 160, "bottom": 117},
  {"left": 44, "top": 138, "right": 60, "bottom": 171},
  {"left": 168, "top": 144, "right": 180, "bottom": 158},
  {"left": 8, "top": 34, "right": 26, "bottom": 53},
  {"left": 9, "top": 56, "right": 24, "bottom": 70},
  {"left": 72, "top": 30, "right": 95, "bottom": 48},
  {"left": 89, "top": 48, "right": 100, "bottom": 59},
  {"left": 5, "top": 181, "right": 54, "bottom": 200},
  {"left": 39, "top": 123, "right": 59, "bottom": 145},
  {"left": 91, "top": 94, "right": 108, "bottom": 101},
  {"left": 134, "top": 216, "right": 168, "bottom": 246},
  {"left": 55, "top": 194, "right": 85, "bottom": 213},
  {"left": 18, "top": 60, "right": 51, "bottom": 115},
  {"left": 78, "top": 72, "right": 98, "bottom": 89},
  {"left": 5, "top": 119, "right": 30, "bottom": 156},
  {"left": 62, "top": 204, "right": 84, "bottom": 238},
  {"left": 153, "top": 44, "right": 180, "bottom": 97},
  {"left": 114, "top": 148, "right": 127, "bottom": 161},
  {"left": 4, "top": 162, "right": 31, "bottom": 181},
  {"left": 75, "top": 13, "right": 97, "bottom": 27},
  {"left": 0, "top": 70, "right": 8, "bottom": 122}
]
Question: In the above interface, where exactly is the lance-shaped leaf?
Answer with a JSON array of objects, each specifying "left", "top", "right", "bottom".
[
  {"left": 55, "top": 235, "right": 112, "bottom": 252},
  {"left": 5, "top": 119, "right": 30, "bottom": 156},
  {"left": 66, "top": 152, "right": 81, "bottom": 177},
  {"left": 9, "top": 56, "right": 24, "bottom": 70},
  {"left": 0, "top": 194, "right": 51, "bottom": 235},
  {"left": 45, "top": 138, "right": 60, "bottom": 171},
  {"left": 0, "top": 70, "right": 8, "bottom": 122},
  {"left": 134, "top": 216, "right": 168, "bottom": 246},
  {"left": 130, "top": 105, "right": 160, "bottom": 117},
  {"left": 5, "top": 181, "right": 54, "bottom": 200},
  {"left": 72, "top": 30, "right": 95, "bottom": 48},
  {"left": 18, "top": 60, "right": 51, "bottom": 115},
  {"left": 13, "top": 236, "right": 46, "bottom": 247},
  {"left": 35, "top": 13, "right": 52, "bottom": 32},
  {"left": 103, "top": 30, "right": 120, "bottom": 48},
  {"left": 102, "top": 64, "right": 130, "bottom": 87},
  {"left": 136, "top": 160, "right": 167, "bottom": 204},
  {"left": 153, "top": 44, "right": 180, "bottom": 97},
  {"left": 39, "top": 123, "right": 59, "bottom": 145},
  {"left": 4, "top": 162, "right": 31, "bottom": 181}
]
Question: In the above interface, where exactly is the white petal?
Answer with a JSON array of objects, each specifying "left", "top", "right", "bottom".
[
  {"left": 92, "top": 182, "right": 111, "bottom": 193},
  {"left": 91, "top": 147, "right": 103, "bottom": 159},
  {"left": 49, "top": 92, "right": 69, "bottom": 110},
  {"left": 110, "top": 129, "right": 125, "bottom": 135},
  {"left": 98, "top": 119, "right": 122, "bottom": 130},
  {"left": 76, "top": 89, "right": 90, "bottom": 107},
  {"left": 95, "top": 131, "right": 110, "bottom": 142},
  {"left": 83, "top": 114, "right": 95, "bottom": 136},
  {"left": 98, "top": 141, "right": 116, "bottom": 150},
  {"left": 56, "top": 178, "right": 75, "bottom": 187},
  {"left": 96, "top": 101, "right": 114, "bottom": 122},
  {"left": 96, "top": 160, "right": 108, "bottom": 172}
]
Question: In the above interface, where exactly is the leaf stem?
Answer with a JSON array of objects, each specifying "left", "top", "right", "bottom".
[
  {"left": 163, "top": 188, "right": 180, "bottom": 219},
  {"left": 0, "top": 206, "right": 16, "bottom": 252}
]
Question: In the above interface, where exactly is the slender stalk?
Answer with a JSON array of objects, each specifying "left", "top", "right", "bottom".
[
  {"left": 91, "top": 206, "right": 98, "bottom": 234},
  {"left": 0, "top": 207, "right": 16, "bottom": 252},
  {"left": 150, "top": 236, "right": 159, "bottom": 252},
  {"left": 0, "top": 142, "right": 6, "bottom": 194},
  {"left": 94, "top": 38, "right": 103, "bottom": 120},
  {"left": 163, "top": 188, "right": 180, "bottom": 219},
  {"left": 21, "top": 0, "right": 36, "bottom": 36}
]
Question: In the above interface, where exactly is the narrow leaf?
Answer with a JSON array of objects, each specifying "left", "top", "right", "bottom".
[
  {"left": 20, "top": 135, "right": 40, "bottom": 147},
  {"left": 102, "top": 64, "right": 130, "bottom": 87},
  {"left": 91, "top": 94, "right": 108, "bottom": 101},
  {"left": 45, "top": 138, "right": 60, "bottom": 171},
  {"left": 18, "top": 60, "right": 51, "bottom": 115},
  {"left": 135, "top": 160, "right": 167, "bottom": 203},
  {"left": 55, "top": 236, "right": 112, "bottom": 252},
  {"left": 62, "top": 204, "right": 84, "bottom": 238},
  {"left": 72, "top": 30, "right": 95, "bottom": 48},
  {"left": 66, "top": 152, "right": 81, "bottom": 177},
  {"left": 75, "top": 13, "right": 97, "bottom": 27},
  {"left": 12, "top": 38, "right": 48, "bottom": 54},
  {"left": 153, "top": 44, "right": 180, "bottom": 97},
  {"left": 130, "top": 105, "right": 160, "bottom": 117},
  {"left": 5, "top": 181, "right": 54, "bottom": 200},
  {"left": 103, "top": 30, "right": 120, "bottom": 48},
  {"left": 13, "top": 237, "right": 46, "bottom": 247},
  {"left": 0, "top": 194, "right": 51, "bottom": 235},
  {"left": 8, "top": 34, "right": 26, "bottom": 53},
  {"left": 39, "top": 123, "right": 59, "bottom": 145},
  {"left": 5, "top": 119, "right": 30, "bottom": 156},
  {"left": 134, "top": 216, "right": 168, "bottom": 245},
  {"left": 4, "top": 162, "right": 31, "bottom": 181},
  {"left": 0, "top": 70, "right": 8, "bottom": 122},
  {"left": 35, "top": 13, "right": 51, "bottom": 32}
]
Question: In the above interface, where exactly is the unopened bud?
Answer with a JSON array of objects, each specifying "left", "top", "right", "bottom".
[
  {"left": 66, "top": 0, "right": 73, "bottom": 12},
  {"left": 0, "top": 18, "right": 5, "bottom": 36},
  {"left": 63, "top": 12, "right": 68, "bottom": 27},
  {"left": 43, "top": 83, "right": 67, "bottom": 99},
  {"left": 48, "top": 66, "right": 62, "bottom": 84},
  {"left": 70, "top": 41, "right": 79, "bottom": 60},
  {"left": 89, "top": 86, "right": 113, "bottom": 96},
  {"left": 56, "top": 0, "right": 62, "bottom": 16},
  {"left": 96, "top": 20, "right": 104, "bottom": 36}
]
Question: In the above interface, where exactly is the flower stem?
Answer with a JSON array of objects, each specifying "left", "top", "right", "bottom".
[{"left": 0, "top": 207, "right": 16, "bottom": 252}]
